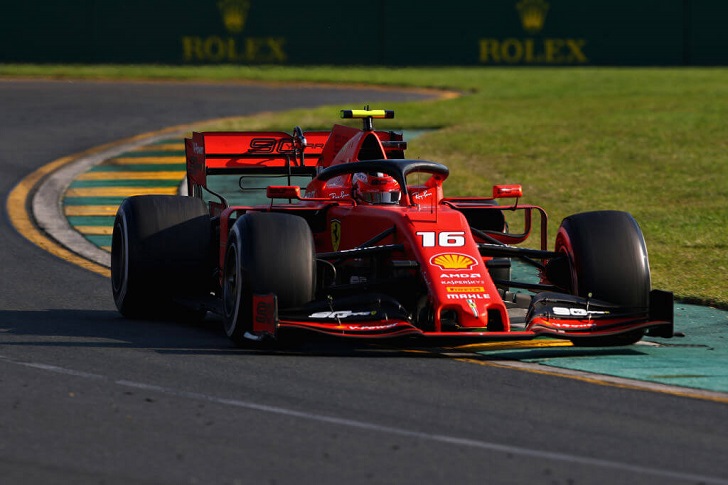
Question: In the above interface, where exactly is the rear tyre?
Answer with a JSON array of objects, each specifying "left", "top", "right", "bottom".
[
  {"left": 555, "top": 210, "right": 651, "bottom": 346},
  {"left": 223, "top": 212, "right": 315, "bottom": 346},
  {"left": 111, "top": 195, "right": 212, "bottom": 321}
]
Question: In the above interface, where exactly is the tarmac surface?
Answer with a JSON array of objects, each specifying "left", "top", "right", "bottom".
[{"left": 2, "top": 78, "right": 728, "bottom": 485}]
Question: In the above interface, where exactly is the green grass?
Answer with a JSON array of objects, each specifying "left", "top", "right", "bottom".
[{"left": 3, "top": 64, "right": 726, "bottom": 308}]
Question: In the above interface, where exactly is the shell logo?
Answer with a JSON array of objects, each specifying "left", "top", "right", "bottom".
[{"left": 430, "top": 253, "right": 478, "bottom": 270}]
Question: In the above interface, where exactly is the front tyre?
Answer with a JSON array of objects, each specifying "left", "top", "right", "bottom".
[
  {"left": 555, "top": 210, "right": 651, "bottom": 346},
  {"left": 223, "top": 212, "right": 315, "bottom": 346}
]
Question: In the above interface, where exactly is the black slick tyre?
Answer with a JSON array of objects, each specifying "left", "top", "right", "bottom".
[
  {"left": 555, "top": 210, "right": 651, "bottom": 346},
  {"left": 111, "top": 195, "right": 212, "bottom": 320},
  {"left": 223, "top": 212, "right": 315, "bottom": 346}
]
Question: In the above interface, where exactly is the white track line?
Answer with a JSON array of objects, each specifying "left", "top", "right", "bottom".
[{"left": 2, "top": 354, "right": 727, "bottom": 485}]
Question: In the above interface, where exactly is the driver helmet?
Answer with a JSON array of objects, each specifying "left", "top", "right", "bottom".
[{"left": 352, "top": 172, "right": 401, "bottom": 204}]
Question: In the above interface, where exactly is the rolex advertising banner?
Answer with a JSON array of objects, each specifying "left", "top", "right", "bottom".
[{"left": 1, "top": 0, "right": 727, "bottom": 66}]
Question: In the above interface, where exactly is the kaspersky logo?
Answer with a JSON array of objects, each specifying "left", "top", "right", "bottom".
[
  {"left": 218, "top": 0, "right": 251, "bottom": 34},
  {"left": 516, "top": 0, "right": 549, "bottom": 34},
  {"left": 479, "top": 0, "right": 587, "bottom": 65}
]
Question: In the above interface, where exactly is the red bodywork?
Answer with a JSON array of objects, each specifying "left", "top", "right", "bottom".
[{"left": 184, "top": 110, "right": 673, "bottom": 344}]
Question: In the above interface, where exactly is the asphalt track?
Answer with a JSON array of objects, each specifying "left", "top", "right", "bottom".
[{"left": 2, "top": 79, "right": 728, "bottom": 485}]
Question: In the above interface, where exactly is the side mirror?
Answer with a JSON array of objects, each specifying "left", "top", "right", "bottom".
[
  {"left": 492, "top": 184, "right": 523, "bottom": 199},
  {"left": 267, "top": 186, "right": 301, "bottom": 199}
]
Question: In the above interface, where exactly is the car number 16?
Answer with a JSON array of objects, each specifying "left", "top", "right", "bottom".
[{"left": 416, "top": 231, "right": 466, "bottom": 247}]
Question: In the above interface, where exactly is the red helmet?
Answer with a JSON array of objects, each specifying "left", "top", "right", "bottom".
[{"left": 353, "top": 172, "right": 401, "bottom": 204}]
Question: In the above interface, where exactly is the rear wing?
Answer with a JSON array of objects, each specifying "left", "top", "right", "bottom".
[{"left": 185, "top": 130, "right": 330, "bottom": 189}]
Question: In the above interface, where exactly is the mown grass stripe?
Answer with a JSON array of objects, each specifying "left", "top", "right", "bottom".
[
  {"left": 65, "top": 187, "right": 178, "bottom": 197},
  {"left": 149, "top": 137, "right": 183, "bottom": 144},
  {"left": 84, "top": 234, "right": 112, "bottom": 247},
  {"left": 68, "top": 179, "right": 181, "bottom": 188},
  {"left": 76, "top": 171, "right": 185, "bottom": 181},
  {"left": 67, "top": 216, "right": 116, "bottom": 226}
]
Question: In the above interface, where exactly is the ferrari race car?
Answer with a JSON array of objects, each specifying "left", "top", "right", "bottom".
[{"left": 111, "top": 108, "right": 674, "bottom": 347}]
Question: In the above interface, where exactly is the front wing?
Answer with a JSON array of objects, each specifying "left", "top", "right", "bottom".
[{"left": 251, "top": 290, "right": 674, "bottom": 343}]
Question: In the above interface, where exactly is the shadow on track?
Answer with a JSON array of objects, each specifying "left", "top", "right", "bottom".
[
  {"left": 0, "top": 309, "right": 443, "bottom": 358},
  {"left": 0, "top": 309, "right": 651, "bottom": 361}
]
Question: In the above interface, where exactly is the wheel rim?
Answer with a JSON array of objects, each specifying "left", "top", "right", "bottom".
[{"left": 222, "top": 243, "right": 240, "bottom": 334}]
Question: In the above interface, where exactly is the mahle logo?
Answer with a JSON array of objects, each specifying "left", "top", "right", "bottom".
[
  {"left": 516, "top": 0, "right": 549, "bottom": 34},
  {"left": 218, "top": 0, "right": 251, "bottom": 34}
]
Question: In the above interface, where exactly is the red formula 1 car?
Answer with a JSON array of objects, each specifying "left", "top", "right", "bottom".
[{"left": 111, "top": 108, "right": 673, "bottom": 347}]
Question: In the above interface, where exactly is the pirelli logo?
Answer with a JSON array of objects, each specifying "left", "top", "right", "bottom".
[{"left": 446, "top": 286, "right": 486, "bottom": 293}]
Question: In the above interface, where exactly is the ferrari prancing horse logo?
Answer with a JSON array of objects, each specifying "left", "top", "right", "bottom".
[{"left": 331, "top": 219, "right": 342, "bottom": 251}]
